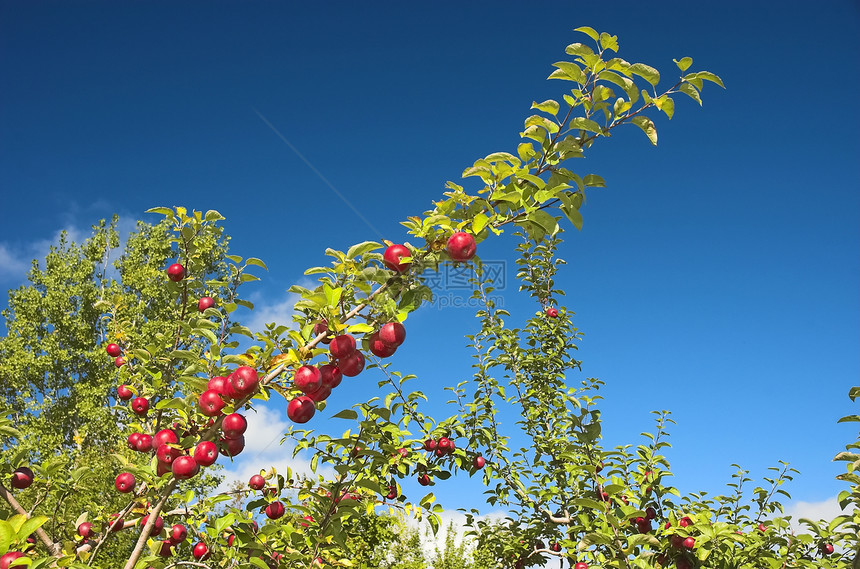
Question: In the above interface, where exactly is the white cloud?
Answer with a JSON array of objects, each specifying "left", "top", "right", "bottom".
[
  {"left": 786, "top": 495, "right": 853, "bottom": 532},
  {"left": 404, "top": 507, "right": 508, "bottom": 562},
  {"left": 242, "top": 291, "right": 302, "bottom": 335},
  {"left": 0, "top": 244, "right": 31, "bottom": 282}
]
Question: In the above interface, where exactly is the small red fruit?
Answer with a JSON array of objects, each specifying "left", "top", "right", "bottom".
[
  {"left": 197, "top": 296, "right": 215, "bottom": 312},
  {"left": 265, "top": 501, "right": 285, "bottom": 519},
  {"left": 10, "top": 467, "right": 34, "bottom": 490},
  {"left": 222, "top": 413, "right": 248, "bottom": 439},
  {"left": 329, "top": 334, "right": 356, "bottom": 359},
  {"left": 172, "top": 456, "right": 199, "bottom": 480},
  {"left": 417, "top": 474, "right": 431, "bottom": 486},
  {"left": 193, "top": 441, "right": 218, "bottom": 467},
  {"left": 249, "top": 474, "right": 265, "bottom": 490},
  {"left": 219, "top": 435, "right": 245, "bottom": 457},
  {"left": 423, "top": 439, "right": 437, "bottom": 451},
  {"left": 127, "top": 433, "right": 141, "bottom": 450},
  {"left": 106, "top": 343, "right": 121, "bottom": 357},
  {"left": 550, "top": 542, "right": 561, "bottom": 552},
  {"left": 154, "top": 429, "right": 179, "bottom": 448},
  {"left": 192, "top": 542, "right": 210, "bottom": 561},
  {"left": 821, "top": 543, "right": 835, "bottom": 554},
  {"left": 683, "top": 536, "right": 695, "bottom": 549},
  {"left": 229, "top": 366, "right": 259, "bottom": 396},
  {"left": 115, "top": 472, "right": 136, "bottom": 493},
  {"left": 169, "top": 524, "right": 187, "bottom": 544},
  {"left": 645, "top": 506, "right": 657, "bottom": 520},
  {"left": 386, "top": 485, "right": 398, "bottom": 499},
  {"left": 140, "top": 514, "right": 164, "bottom": 537},
  {"left": 574, "top": 563, "right": 588, "bottom": 569},
  {"left": 338, "top": 350, "right": 365, "bottom": 377},
  {"left": 158, "top": 541, "right": 173, "bottom": 557},
  {"left": 287, "top": 396, "right": 316, "bottom": 423},
  {"left": 313, "top": 320, "right": 332, "bottom": 344},
  {"left": 135, "top": 433, "right": 153, "bottom": 453},
  {"left": 446, "top": 232, "right": 477, "bottom": 262},
  {"left": 319, "top": 364, "right": 342, "bottom": 389},
  {"left": 78, "top": 522, "right": 94, "bottom": 538},
  {"left": 0, "top": 552, "right": 24, "bottom": 569},
  {"left": 167, "top": 263, "right": 185, "bottom": 282},
  {"left": 117, "top": 385, "right": 133, "bottom": 400},
  {"left": 156, "top": 444, "right": 182, "bottom": 466},
  {"left": 546, "top": 307, "right": 558, "bottom": 318},
  {"left": 294, "top": 365, "right": 322, "bottom": 393},
  {"left": 378, "top": 321, "right": 406, "bottom": 347},
  {"left": 208, "top": 375, "right": 238, "bottom": 400},
  {"left": 679, "top": 516, "right": 692, "bottom": 528},
  {"left": 300, "top": 514, "right": 314, "bottom": 528},
  {"left": 383, "top": 244, "right": 412, "bottom": 273},
  {"left": 108, "top": 514, "right": 124, "bottom": 532},
  {"left": 198, "top": 389, "right": 225, "bottom": 416},
  {"left": 131, "top": 397, "right": 149, "bottom": 416},
  {"left": 368, "top": 332, "right": 397, "bottom": 357},
  {"left": 473, "top": 455, "right": 486, "bottom": 469},
  {"left": 306, "top": 385, "right": 332, "bottom": 402},
  {"left": 114, "top": 356, "right": 126, "bottom": 368}
]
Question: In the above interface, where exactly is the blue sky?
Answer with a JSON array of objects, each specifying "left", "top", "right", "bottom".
[{"left": 1, "top": 0, "right": 858, "bottom": 530}]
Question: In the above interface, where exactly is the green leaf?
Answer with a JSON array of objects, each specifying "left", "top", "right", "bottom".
[
  {"left": 679, "top": 82, "right": 702, "bottom": 105},
  {"left": 531, "top": 99, "right": 560, "bottom": 116},
  {"left": 569, "top": 117, "right": 602, "bottom": 133},
  {"left": 549, "top": 62, "right": 586, "bottom": 83},
  {"left": 246, "top": 257, "right": 268, "bottom": 270},
  {"left": 346, "top": 323, "right": 374, "bottom": 334},
  {"left": 630, "top": 63, "right": 660, "bottom": 86},
  {"left": 599, "top": 32, "right": 619, "bottom": 53},
  {"left": 18, "top": 516, "right": 49, "bottom": 541},
  {"left": 631, "top": 115, "right": 658, "bottom": 145},
  {"left": 249, "top": 557, "right": 270, "bottom": 569},
  {"left": 583, "top": 174, "right": 606, "bottom": 188},
  {"left": 565, "top": 43, "right": 594, "bottom": 57},
  {"left": 573, "top": 498, "right": 604, "bottom": 510},
  {"left": 528, "top": 210, "right": 560, "bottom": 236},
  {"left": 580, "top": 532, "right": 612, "bottom": 546},
  {"left": 524, "top": 114, "right": 559, "bottom": 134},
  {"left": 485, "top": 151, "right": 518, "bottom": 163},
  {"left": 346, "top": 241, "right": 382, "bottom": 259},
  {"left": 574, "top": 26, "right": 600, "bottom": 42},
  {"left": 692, "top": 71, "right": 725, "bottom": 88},
  {"left": 332, "top": 409, "right": 358, "bottom": 420},
  {"left": 661, "top": 96, "right": 675, "bottom": 120},
  {"left": 0, "top": 520, "right": 13, "bottom": 554},
  {"left": 674, "top": 57, "right": 693, "bottom": 72},
  {"left": 472, "top": 213, "right": 490, "bottom": 235},
  {"left": 145, "top": 207, "right": 175, "bottom": 217}
]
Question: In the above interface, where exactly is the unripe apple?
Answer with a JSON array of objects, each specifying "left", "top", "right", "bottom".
[
  {"left": 131, "top": 397, "right": 149, "bottom": 416},
  {"left": 287, "top": 396, "right": 316, "bottom": 423},
  {"left": 383, "top": 244, "right": 412, "bottom": 272},
  {"left": 546, "top": 307, "right": 558, "bottom": 318},
  {"left": 135, "top": 433, "right": 153, "bottom": 453},
  {"left": 222, "top": 413, "right": 248, "bottom": 439},
  {"left": 197, "top": 296, "right": 215, "bottom": 312},
  {"left": 265, "top": 501, "right": 285, "bottom": 519},
  {"left": 154, "top": 429, "right": 179, "bottom": 448},
  {"left": 117, "top": 384, "right": 133, "bottom": 400},
  {"left": 219, "top": 435, "right": 245, "bottom": 457},
  {"left": 294, "top": 365, "right": 322, "bottom": 393},
  {"left": 0, "top": 552, "right": 24, "bottom": 569},
  {"left": 368, "top": 332, "right": 397, "bottom": 357},
  {"left": 140, "top": 514, "right": 164, "bottom": 537},
  {"left": 169, "top": 524, "right": 187, "bottom": 544},
  {"left": 198, "top": 389, "right": 225, "bottom": 416},
  {"left": 172, "top": 456, "right": 199, "bottom": 480},
  {"left": 156, "top": 444, "right": 182, "bottom": 465},
  {"left": 115, "top": 472, "right": 136, "bottom": 493},
  {"left": 77, "top": 522, "right": 95, "bottom": 538},
  {"left": 319, "top": 364, "right": 342, "bottom": 388},
  {"left": 329, "top": 334, "right": 356, "bottom": 359},
  {"left": 306, "top": 385, "right": 332, "bottom": 402},
  {"left": 167, "top": 263, "right": 185, "bottom": 282},
  {"left": 193, "top": 441, "right": 219, "bottom": 467},
  {"left": 473, "top": 455, "right": 486, "bottom": 469},
  {"left": 446, "top": 232, "right": 477, "bottom": 262},
  {"left": 192, "top": 542, "right": 210, "bottom": 561},
  {"left": 229, "top": 366, "right": 259, "bottom": 395},
  {"left": 338, "top": 350, "right": 365, "bottom": 377},
  {"left": 249, "top": 474, "right": 265, "bottom": 490},
  {"left": 313, "top": 320, "right": 332, "bottom": 344},
  {"left": 10, "top": 467, "right": 34, "bottom": 490},
  {"left": 114, "top": 356, "right": 125, "bottom": 368},
  {"left": 378, "top": 321, "right": 406, "bottom": 347},
  {"left": 106, "top": 343, "right": 121, "bottom": 357}
]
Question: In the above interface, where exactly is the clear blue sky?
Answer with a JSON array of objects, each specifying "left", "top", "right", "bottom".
[{"left": 1, "top": 1, "right": 858, "bottom": 521}]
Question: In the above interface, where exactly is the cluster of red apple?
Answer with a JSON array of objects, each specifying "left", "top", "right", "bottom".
[{"left": 382, "top": 231, "right": 477, "bottom": 273}]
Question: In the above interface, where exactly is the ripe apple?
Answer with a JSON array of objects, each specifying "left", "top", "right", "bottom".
[
  {"left": 287, "top": 396, "right": 316, "bottom": 423},
  {"left": 683, "top": 537, "right": 695, "bottom": 549},
  {"left": 757, "top": 523, "right": 767, "bottom": 532},
  {"left": 106, "top": 343, "right": 121, "bottom": 357},
  {"left": 157, "top": 541, "right": 173, "bottom": 557},
  {"left": 108, "top": 514, "right": 125, "bottom": 532},
  {"left": 378, "top": 321, "right": 406, "bottom": 347},
  {"left": 154, "top": 429, "right": 179, "bottom": 448},
  {"left": 550, "top": 542, "right": 561, "bottom": 552},
  {"left": 546, "top": 307, "right": 558, "bottom": 318},
  {"left": 141, "top": 514, "right": 164, "bottom": 537},
  {"left": 446, "top": 232, "right": 476, "bottom": 262},
  {"left": 249, "top": 474, "right": 265, "bottom": 490},
  {"left": 197, "top": 296, "right": 215, "bottom": 312},
  {"left": 473, "top": 455, "right": 486, "bottom": 469},
  {"left": 227, "top": 534, "right": 236, "bottom": 547},
  {"left": 434, "top": 447, "right": 445, "bottom": 458},
  {"left": 319, "top": 364, "right": 342, "bottom": 388},
  {"left": 329, "top": 334, "right": 356, "bottom": 359},
  {"left": 306, "top": 385, "right": 332, "bottom": 403},
  {"left": 300, "top": 514, "right": 314, "bottom": 528},
  {"left": 368, "top": 332, "right": 397, "bottom": 357},
  {"left": 637, "top": 519, "right": 651, "bottom": 534},
  {"left": 114, "top": 472, "right": 136, "bottom": 493},
  {"left": 198, "top": 389, "right": 225, "bottom": 416},
  {"left": 156, "top": 444, "right": 182, "bottom": 465},
  {"left": 265, "top": 501, "right": 285, "bottom": 519},
  {"left": 679, "top": 516, "right": 692, "bottom": 528},
  {"left": 821, "top": 543, "right": 835, "bottom": 554},
  {"left": 386, "top": 484, "right": 398, "bottom": 499},
  {"left": 645, "top": 506, "right": 657, "bottom": 520},
  {"left": 294, "top": 365, "right": 322, "bottom": 393},
  {"left": 676, "top": 559, "right": 692, "bottom": 569},
  {"left": 117, "top": 385, "right": 133, "bottom": 400},
  {"left": 338, "top": 350, "right": 365, "bottom": 377},
  {"left": 192, "top": 542, "right": 210, "bottom": 561},
  {"left": 222, "top": 413, "right": 248, "bottom": 439},
  {"left": 574, "top": 563, "right": 588, "bottom": 569},
  {"left": 114, "top": 356, "right": 126, "bottom": 368},
  {"left": 670, "top": 535, "right": 684, "bottom": 549},
  {"left": 396, "top": 447, "right": 408, "bottom": 458},
  {"left": 167, "top": 263, "right": 185, "bottom": 282},
  {"left": 131, "top": 397, "right": 149, "bottom": 416},
  {"left": 417, "top": 474, "right": 431, "bottom": 486},
  {"left": 0, "top": 552, "right": 24, "bottom": 569},
  {"left": 135, "top": 433, "right": 153, "bottom": 453},
  {"left": 229, "top": 366, "right": 259, "bottom": 396},
  {"left": 78, "top": 522, "right": 95, "bottom": 538},
  {"left": 169, "top": 524, "right": 188, "bottom": 544},
  {"left": 208, "top": 375, "right": 238, "bottom": 400},
  {"left": 172, "top": 456, "right": 199, "bottom": 480},
  {"left": 313, "top": 320, "right": 332, "bottom": 344},
  {"left": 219, "top": 435, "right": 245, "bottom": 457},
  {"left": 423, "top": 438, "right": 437, "bottom": 451},
  {"left": 193, "top": 441, "right": 218, "bottom": 467},
  {"left": 10, "top": 467, "right": 34, "bottom": 490},
  {"left": 437, "top": 437, "right": 451, "bottom": 452},
  {"left": 383, "top": 244, "right": 412, "bottom": 273}
]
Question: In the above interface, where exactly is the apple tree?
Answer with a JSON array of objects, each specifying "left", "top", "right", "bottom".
[{"left": 1, "top": 26, "right": 856, "bottom": 569}]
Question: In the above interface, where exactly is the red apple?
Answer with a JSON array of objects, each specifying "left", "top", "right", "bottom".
[
  {"left": 319, "top": 364, "right": 342, "bottom": 389},
  {"left": 208, "top": 375, "right": 238, "bottom": 400},
  {"left": 679, "top": 516, "right": 692, "bottom": 528},
  {"left": 198, "top": 389, "right": 225, "bottom": 416},
  {"left": 10, "top": 467, "right": 34, "bottom": 490},
  {"left": 114, "top": 472, "right": 136, "bottom": 493},
  {"left": 417, "top": 473, "right": 431, "bottom": 486},
  {"left": 646, "top": 506, "right": 657, "bottom": 520},
  {"left": 378, "top": 321, "right": 406, "bottom": 347},
  {"left": 77, "top": 522, "right": 94, "bottom": 538},
  {"left": 546, "top": 307, "right": 558, "bottom": 318},
  {"left": 294, "top": 365, "right": 322, "bottom": 393},
  {"left": 229, "top": 366, "right": 259, "bottom": 396},
  {"left": 683, "top": 537, "right": 695, "bottom": 549},
  {"left": 154, "top": 429, "right": 179, "bottom": 448},
  {"left": 386, "top": 485, "right": 398, "bottom": 499},
  {"left": 117, "top": 384, "right": 133, "bottom": 400},
  {"left": 0, "top": 552, "right": 24, "bottom": 569},
  {"left": 108, "top": 514, "right": 124, "bottom": 532},
  {"left": 300, "top": 514, "right": 314, "bottom": 528},
  {"left": 167, "top": 263, "right": 185, "bottom": 282},
  {"left": 192, "top": 542, "right": 210, "bottom": 561},
  {"left": 338, "top": 350, "right": 365, "bottom": 377},
  {"left": 219, "top": 435, "right": 245, "bottom": 457},
  {"left": 193, "top": 441, "right": 218, "bottom": 467},
  {"left": 313, "top": 320, "right": 332, "bottom": 344},
  {"left": 106, "top": 343, "right": 121, "bottom": 357},
  {"left": 249, "top": 474, "right": 265, "bottom": 490},
  {"left": 135, "top": 433, "right": 153, "bottom": 453},
  {"left": 306, "top": 385, "right": 332, "bottom": 402},
  {"left": 446, "top": 232, "right": 476, "bottom": 262},
  {"left": 114, "top": 356, "right": 126, "bottom": 368},
  {"left": 222, "top": 413, "right": 247, "bottom": 439},
  {"left": 172, "top": 456, "right": 199, "bottom": 480},
  {"left": 156, "top": 444, "right": 182, "bottom": 466},
  {"left": 368, "top": 332, "right": 397, "bottom": 357},
  {"left": 329, "top": 334, "right": 356, "bottom": 359},
  {"left": 821, "top": 543, "right": 835, "bottom": 554},
  {"left": 131, "top": 397, "right": 149, "bottom": 416},
  {"left": 423, "top": 439, "right": 437, "bottom": 451},
  {"left": 383, "top": 244, "right": 412, "bottom": 272},
  {"left": 437, "top": 437, "right": 451, "bottom": 452},
  {"left": 197, "top": 296, "right": 215, "bottom": 312},
  {"left": 265, "top": 501, "right": 285, "bottom": 519},
  {"left": 287, "top": 396, "right": 316, "bottom": 424},
  {"left": 140, "top": 514, "right": 164, "bottom": 537},
  {"left": 574, "top": 563, "right": 588, "bottom": 569},
  {"left": 473, "top": 455, "right": 486, "bottom": 469}
]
